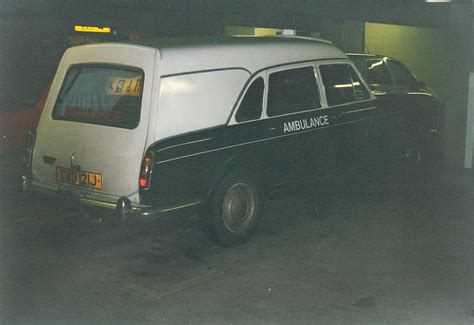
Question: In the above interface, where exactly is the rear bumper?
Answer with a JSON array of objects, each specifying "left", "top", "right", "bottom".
[
  {"left": 24, "top": 177, "right": 157, "bottom": 218},
  {"left": 23, "top": 177, "right": 202, "bottom": 218}
]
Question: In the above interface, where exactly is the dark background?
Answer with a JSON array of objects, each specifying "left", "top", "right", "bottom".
[{"left": 0, "top": 0, "right": 472, "bottom": 164}]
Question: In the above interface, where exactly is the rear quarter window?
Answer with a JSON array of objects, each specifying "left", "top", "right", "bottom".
[
  {"left": 52, "top": 65, "right": 143, "bottom": 129},
  {"left": 235, "top": 77, "right": 264, "bottom": 123}
]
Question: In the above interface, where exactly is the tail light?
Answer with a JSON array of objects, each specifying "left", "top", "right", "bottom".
[{"left": 139, "top": 151, "right": 154, "bottom": 189}]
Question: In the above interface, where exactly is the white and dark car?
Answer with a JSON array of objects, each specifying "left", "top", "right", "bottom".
[{"left": 24, "top": 37, "right": 442, "bottom": 245}]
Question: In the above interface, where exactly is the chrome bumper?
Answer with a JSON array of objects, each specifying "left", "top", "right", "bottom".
[{"left": 23, "top": 176, "right": 158, "bottom": 218}]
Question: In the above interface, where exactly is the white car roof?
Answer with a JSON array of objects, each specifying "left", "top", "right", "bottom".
[{"left": 136, "top": 36, "right": 348, "bottom": 76}]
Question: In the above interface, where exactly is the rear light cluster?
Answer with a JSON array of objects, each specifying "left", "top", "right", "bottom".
[{"left": 139, "top": 151, "right": 154, "bottom": 189}]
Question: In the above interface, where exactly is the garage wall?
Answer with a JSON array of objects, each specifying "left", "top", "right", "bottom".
[
  {"left": 364, "top": 22, "right": 449, "bottom": 101},
  {"left": 464, "top": 73, "right": 474, "bottom": 168},
  {"left": 320, "top": 19, "right": 364, "bottom": 53},
  {"left": 446, "top": 1, "right": 474, "bottom": 168}
]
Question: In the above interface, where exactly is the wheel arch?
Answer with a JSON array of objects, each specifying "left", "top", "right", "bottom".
[{"left": 207, "top": 154, "right": 267, "bottom": 202}]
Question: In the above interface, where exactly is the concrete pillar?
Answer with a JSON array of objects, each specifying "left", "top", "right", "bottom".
[{"left": 445, "top": 0, "right": 474, "bottom": 168}]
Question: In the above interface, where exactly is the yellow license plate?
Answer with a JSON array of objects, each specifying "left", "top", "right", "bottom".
[
  {"left": 107, "top": 76, "right": 142, "bottom": 97},
  {"left": 56, "top": 167, "right": 103, "bottom": 190}
]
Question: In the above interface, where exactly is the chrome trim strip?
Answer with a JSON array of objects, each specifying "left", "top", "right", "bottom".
[
  {"left": 161, "top": 67, "right": 251, "bottom": 79},
  {"left": 156, "top": 138, "right": 213, "bottom": 154},
  {"left": 158, "top": 201, "right": 202, "bottom": 213},
  {"left": 407, "top": 92, "right": 432, "bottom": 96},
  {"left": 342, "top": 106, "right": 376, "bottom": 115},
  {"left": 232, "top": 97, "right": 375, "bottom": 126},
  {"left": 79, "top": 197, "right": 117, "bottom": 210}
]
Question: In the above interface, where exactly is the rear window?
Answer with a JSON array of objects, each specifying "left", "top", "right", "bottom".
[
  {"left": 52, "top": 65, "right": 143, "bottom": 129},
  {"left": 366, "top": 59, "right": 392, "bottom": 86}
]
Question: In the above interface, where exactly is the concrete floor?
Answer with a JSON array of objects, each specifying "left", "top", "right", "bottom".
[{"left": 1, "top": 168, "right": 474, "bottom": 323}]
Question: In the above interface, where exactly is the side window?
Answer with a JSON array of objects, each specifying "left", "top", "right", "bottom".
[
  {"left": 366, "top": 59, "right": 392, "bottom": 85},
  {"left": 350, "top": 67, "right": 371, "bottom": 101},
  {"left": 386, "top": 59, "right": 417, "bottom": 89},
  {"left": 319, "top": 64, "right": 370, "bottom": 106},
  {"left": 267, "top": 66, "right": 321, "bottom": 117},
  {"left": 235, "top": 77, "right": 264, "bottom": 122}
]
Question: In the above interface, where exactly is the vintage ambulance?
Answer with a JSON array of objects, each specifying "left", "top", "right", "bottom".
[{"left": 24, "top": 35, "right": 440, "bottom": 245}]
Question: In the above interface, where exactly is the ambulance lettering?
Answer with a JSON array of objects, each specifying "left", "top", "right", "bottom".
[{"left": 283, "top": 115, "right": 329, "bottom": 133}]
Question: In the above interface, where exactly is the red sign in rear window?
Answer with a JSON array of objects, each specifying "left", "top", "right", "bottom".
[{"left": 52, "top": 65, "right": 143, "bottom": 129}]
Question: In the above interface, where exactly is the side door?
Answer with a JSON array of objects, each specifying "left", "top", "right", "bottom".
[
  {"left": 364, "top": 57, "right": 411, "bottom": 164},
  {"left": 261, "top": 64, "right": 337, "bottom": 188},
  {"left": 385, "top": 58, "right": 437, "bottom": 147},
  {"left": 317, "top": 61, "right": 375, "bottom": 173},
  {"left": 386, "top": 58, "right": 426, "bottom": 157}
]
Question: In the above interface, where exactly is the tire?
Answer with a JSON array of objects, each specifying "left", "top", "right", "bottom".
[{"left": 207, "top": 169, "right": 262, "bottom": 246}]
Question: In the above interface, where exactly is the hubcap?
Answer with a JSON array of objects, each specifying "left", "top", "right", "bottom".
[{"left": 222, "top": 182, "right": 256, "bottom": 234}]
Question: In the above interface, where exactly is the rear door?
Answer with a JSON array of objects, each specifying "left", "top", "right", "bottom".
[
  {"left": 32, "top": 44, "right": 157, "bottom": 205},
  {"left": 262, "top": 63, "right": 336, "bottom": 187},
  {"left": 317, "top": 61, "right": 374, "bottom": 173}
]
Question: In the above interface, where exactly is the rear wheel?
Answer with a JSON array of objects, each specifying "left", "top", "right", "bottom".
[{"left": 207, "top": 170, "right": 262, "bottom": 246}]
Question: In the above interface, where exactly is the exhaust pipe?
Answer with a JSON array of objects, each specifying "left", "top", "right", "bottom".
[
  {"left": 22, "top": 175, "right": 32, "bottom": 193},
  {"left": 116, "top": 196, "right": 132, "bottom": 219}
]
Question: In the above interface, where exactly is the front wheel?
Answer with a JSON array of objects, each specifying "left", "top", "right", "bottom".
[{"left": 208, "top": 170, "right": 262, "bottom": 246}]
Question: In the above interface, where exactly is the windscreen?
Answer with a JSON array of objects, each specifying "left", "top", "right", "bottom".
[{"left": 52, "top": 65, "right": 143, "bottom": 129}]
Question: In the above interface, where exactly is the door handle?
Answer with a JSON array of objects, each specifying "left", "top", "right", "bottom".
[{"left": 43, "top": 155, "right": 56, "bottom": 165}]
